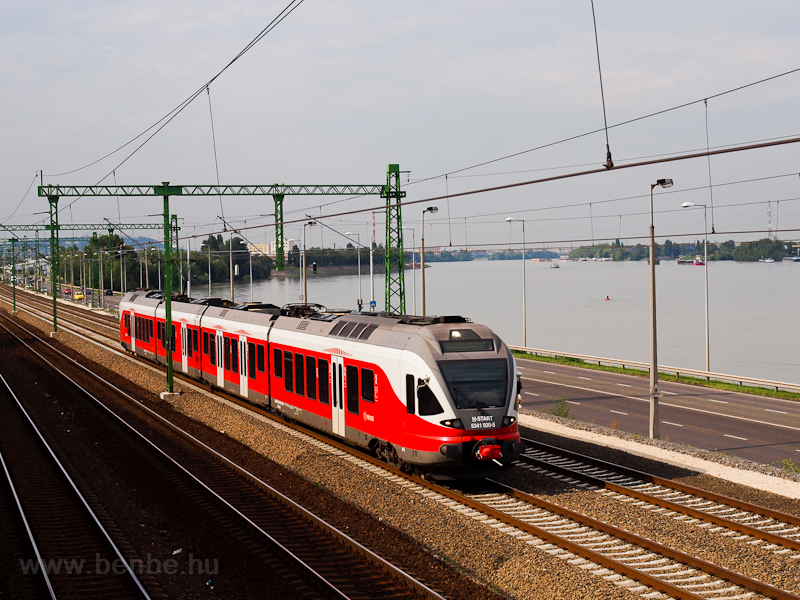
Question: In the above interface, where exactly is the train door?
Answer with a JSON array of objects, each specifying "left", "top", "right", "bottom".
[
  {"left": 180, "top": 323, "right": 188, "bottom": 373},
  {"left": 331, "top": 355, "right": 345, "bottom": 437},
  {"left": 239, "top": 336, "right": 248, "bottom": 398},
  {"left": 216, "top": 330, "right": 225, "bottom": 387},
  {"left": 130, "top": 313, "right": 136, "bottom": 352}
]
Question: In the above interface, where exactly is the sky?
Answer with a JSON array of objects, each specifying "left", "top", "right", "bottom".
[{"left": 3, "top": 0, "right": 800, "bottom": 253}]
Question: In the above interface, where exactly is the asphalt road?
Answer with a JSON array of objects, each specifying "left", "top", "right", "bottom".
[{"left": 517, "top": 356, "right": 800, "bottom": 467}]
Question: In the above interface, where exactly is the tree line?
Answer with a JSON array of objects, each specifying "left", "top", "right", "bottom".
[{"left": 568, "top": 238, "right": 796, "bottom": 262}]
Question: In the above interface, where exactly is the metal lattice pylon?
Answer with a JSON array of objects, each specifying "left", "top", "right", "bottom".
[{"left": 382, "top": 164, "right": 406, "bottom": 314}]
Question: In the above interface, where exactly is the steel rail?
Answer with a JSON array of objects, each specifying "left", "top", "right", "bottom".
[
  {"left": 0, "top": 287, "right": 118, "bottom": 331},
  {"left": 518, "top": 447, "right": 800, "bottom": 552},
  {"left": 0, "top": 313, "right": 447, "bottom": 600},
  {"left": 210, "top": 411, "right": 799, "bottom": 600},
  {"left": 522, "top": 438, "right": 800, "bottom": 529},
  {"left": 0, "top": 370, "right": 152, "bottom": 600},
  {"left": 0, "top": 449, "right": 58, "bottom": 600},
  {"left": 477, "top": 480, "right": 799, "bottom": 600},
  {"left": 0, "top": 316, "right": 355, "bottom": 600}
]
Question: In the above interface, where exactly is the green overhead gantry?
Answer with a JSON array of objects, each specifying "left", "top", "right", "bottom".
[
  {"left": 38, "top": 164, "right": 408, "bottom": 313},
  {"left": 1, "top": 221, "right": 171, "bottom": 333},
  {"left": 38, "top": 168, "right": 407, "bottom": 393}
]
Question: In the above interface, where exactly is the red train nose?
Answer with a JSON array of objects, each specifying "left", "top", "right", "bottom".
[{"left": 475, "top": 444, "right": 502, "bottom": 461}]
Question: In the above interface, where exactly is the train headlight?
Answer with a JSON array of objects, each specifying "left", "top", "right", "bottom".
[
  {"left": 440, "top": 418, "right": 464, "bottom": 429},
  {"left": 502, "top": 416, "right": 516, "bottom": 427}
]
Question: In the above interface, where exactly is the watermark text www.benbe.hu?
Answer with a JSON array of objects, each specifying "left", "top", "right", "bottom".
[{"left": 20, "top": 553, "right": 219, "bottom": 576}]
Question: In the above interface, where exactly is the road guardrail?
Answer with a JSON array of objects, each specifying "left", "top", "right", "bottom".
[{"left": 509, "top": 345, "right": 800, "bottom": 394}]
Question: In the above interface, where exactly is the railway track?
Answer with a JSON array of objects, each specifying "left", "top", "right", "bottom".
[
  {"left": 9, "top": 287, "right": 119, "bottom": 331},
  {"left": 0, "top": 309, "right": 448, "bottom": 600},
  {"left": 217, "top": 413, "right": 800, "bottom": 600},
  {"left": 3, "top": 284, "right": 799, "bottom": 598},
  {"left": 0, "top": 369, "right": 150, "bottom": 600},
  {"left": 517, "top": 439, "right": 800, "bottom": 557}
]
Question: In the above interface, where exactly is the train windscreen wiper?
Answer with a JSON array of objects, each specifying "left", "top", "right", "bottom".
[{"left": 452, "top": 379, "right": 489, "bottom": 415}]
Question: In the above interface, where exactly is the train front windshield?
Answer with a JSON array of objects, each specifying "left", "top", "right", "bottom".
[{"left": 438, "top": 359, "right": 508, "bottom": 409}]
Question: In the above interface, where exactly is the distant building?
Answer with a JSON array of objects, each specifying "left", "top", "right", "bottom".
[{"left": 249, "top": 243, "right": 273, "bottom": 255}]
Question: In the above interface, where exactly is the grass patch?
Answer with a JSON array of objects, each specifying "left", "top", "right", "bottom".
[
  {"left": 770, "top": 458, "right": 800, "bottom": 473},
  {"left": 512, "top": 350, "right": 800, "bottom": 402},
  {"left": 545, "top": 393, "right": 573, "bottom": 419}
]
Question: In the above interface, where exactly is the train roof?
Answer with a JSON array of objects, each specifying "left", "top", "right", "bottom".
[{"left": 121, "top": 291, "right": 506, "bottom": 356}]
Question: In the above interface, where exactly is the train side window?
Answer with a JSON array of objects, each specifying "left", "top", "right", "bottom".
[
  {"left": 306, "top": 356, "right": 316, "bottom": 400},
  {"left": 248, "top": 343, "right": 256, "bottom": 380},
  {"left": 361, "top": 368, "right": 375, "bottom": 402},
  {"left": 346, "top": 365, "right": 359, "bottom": 414},
  {"left": 284, "top": 352, "right": 293, "bottom": 392},
  {"left": 257, "top": 344, "right": 265, "bottom": 373},
  {"left": 318, "top": 359, "right": 329, "bottom": 404},
  {"left": 209, "top": 335, "right": 216, "bottom": 366},
  {"left": 124, "top": 313, "right": 130, "bottom": 333},
  {"left": 418, "top": 381, "right": 444, "bottom": 416},
  {"left": 274, "top": 348, "right": 283, "bottom": 378},
  {"left": 406, "top": 375, "right": 415, "bottom": 414},
  {"left": 231, "top": 340, "right": 239, "bottom": 374},
  {"left": 294, "top": 353, "right": 305, "bottom": 396},
  {"left": 203, "top": 331, "right": 209, "bottom": 355},
  {"left": 223, "top": 337, "right": 231, "bottom": 371},
  {"left": 149, "top": 320, "right": 154, "bottom": 341},
  {"left": 193, "top": 329, "right": 199, "bottom": 353},
  {"left": 186, "top": 330, "right": 193, "bottom": 359}
]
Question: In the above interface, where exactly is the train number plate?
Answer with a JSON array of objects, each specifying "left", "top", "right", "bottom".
[{"left": 468, "top": 415, "right": 496, "bottom": 430}]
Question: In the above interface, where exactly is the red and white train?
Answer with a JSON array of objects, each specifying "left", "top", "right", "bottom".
[{"left": 119, "top": 291, "right": 524, "bottom": 475}]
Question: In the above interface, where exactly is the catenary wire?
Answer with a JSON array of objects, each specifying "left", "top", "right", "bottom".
[
  {"left": 46, "top": 0, "right": 305, "bottom": 180},
  {"left": 161, "top": 136, "right": 800, "bottom": 245},
  {"left": 4, "top": 174, "right": 38, "bottom": 223},
  {"left": 405, "top": 66, "right": 800, "bottom": 186}
]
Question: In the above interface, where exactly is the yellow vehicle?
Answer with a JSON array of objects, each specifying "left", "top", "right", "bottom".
[{"left": 73, "top": 291, "right": 85, "bottom": 301}]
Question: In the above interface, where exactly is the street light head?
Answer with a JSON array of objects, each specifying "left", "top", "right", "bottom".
[
  {"left": 681, "top": 202, "right": 694, "bottom": 208},
  {"left": 425, "top": 206, "right": 438, "bottom": 214},
  {"left": 505, "top": 217, "right": 515, "bottom": 222},
  {"left": 345, "top": 232, "right": 353, "bottom": 236},
  {"left": 656, "top": 178, "right": 674, "bottom": 189}
]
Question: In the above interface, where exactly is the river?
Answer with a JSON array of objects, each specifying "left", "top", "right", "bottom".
[{"left": 202, "top": 259, "right": 799, "bottom": 384}]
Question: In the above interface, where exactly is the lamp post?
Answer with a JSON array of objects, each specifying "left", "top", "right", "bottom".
[
  {"left": 10, "top": 238, "right": 17, "bottom": 312},
  {"left": 302, "top": 221, "right": 315, "bottom": 304},
  {"left": 505, "top": 217, "right": 527, "bottom": 347},
  {"left": 99, "top": 248, "right": 104, "bottom": 310},
  {"left": 229, "top": 230, "right": 235, "bottom": 303},
  {"left": 648, "top": 178, "right": 673, "bottom": 440},
  {"left": 681, "top": 202, "right": 710, "bottom": 373},
  {"left": 249, "top": 242, "right": 253, "bottom": 302},
  {"left": 403, "top": 227, "right": 417, "bottom": 315},
  {"left": 345, "top": 232, "right": 363, "bottom": 310},
  {"left": 421, "top": 206, "right": 438, "bottom": 317}
]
